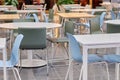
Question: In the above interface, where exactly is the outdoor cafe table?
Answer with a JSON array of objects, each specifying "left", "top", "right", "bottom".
[
  {"left": 56, "top": 12, "right": 95, "bottom": 36},
  {"left": 70, "top": 8, "right": 106, "bottom": 13},
  {"left": 72, "top": 33, "right": 120, "bottom": 80},
  {"left": 0, "top": 14, "right": 20, "bottom": 20},
  {"left": 0, "top": 22, "right": 61, "bottom": 68},
  {"left": 56, "top": 12, "right": 95, "bottom": 26},
  {"left": 4, "top": 10, "right": 42, "bottom": 18}
]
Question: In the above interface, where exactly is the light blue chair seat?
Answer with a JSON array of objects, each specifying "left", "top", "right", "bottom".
[
  {"left": 88, "top": 54, "right": 103, "bottom": 63},
  {"left": 103, "top": 54, "right": 120, "bottom": 63},
  {"left": 75, "top": 54, "right": 103, "bottom": 63},
  {"left": 0, "top": 61, "right": 13, "bottom": 67}
]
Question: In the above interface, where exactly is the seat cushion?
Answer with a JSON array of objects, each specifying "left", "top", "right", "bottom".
[
  {"left": 103, "top": 54, "right": 120, "bottom": 63},
  {"left": 76, "top": 54, "right": 103, "bottom": 63},
  {"left": 88, "top": 54, "right": 103, "bottom": 63},
  {"left": 0, "top": 60, "right": 13, "bottom": 67}
]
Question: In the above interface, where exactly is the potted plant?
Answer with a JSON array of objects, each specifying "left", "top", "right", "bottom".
[
  {"left": 56, "top": 0, "right": 74, "bottom": 12},
  {"left": 57, "top": 0, "right": 74, "bottom": 5},
  {"left": 5, "top": 0, "right": 18, "bottom": 7}
]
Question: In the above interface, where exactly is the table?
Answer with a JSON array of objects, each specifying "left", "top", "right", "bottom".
[
  {"left": 57, "top": 12, "right": 95, "bottom": 19},
  {"left": 74, "top": 33, "right": 120, "bottom": 80},
  {"left": 104, "top": 19, "right": 120, "bottom": 25},
  {"left": 0, "top": 5, "right": 16, "bottom": 10},
  {"left": 5, "top": 10, "right": 42, "bottom": 18},
  {"left": 57, "top": 12, "right": 95, "bottom": 35},
  {"left": 0, "top": 14, "right": 20, "bottom": 20},
  {"left": 0, "top": 22, "right": 61, "bottom": 68},
  {"left": 56, "top": 12, "right": 95, "bottom": 26},
  {"left": 62, "top": 4, "right": 85, "bottom": 9},
  {"left": 24, "top": 5, "right": 44, "bottom": 10},
  {"left": 0, "top": 22, "right": 61, "bottom": 29},
  {"left": 0, "top": 38, "right": 7, "bottom": 80},
  {"left": 70, "top": 9, "right": 106, "bottom": 13}
]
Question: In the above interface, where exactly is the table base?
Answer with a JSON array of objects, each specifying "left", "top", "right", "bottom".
[{"left": 17, "top": 59, "right": 47, "bottom": 68}]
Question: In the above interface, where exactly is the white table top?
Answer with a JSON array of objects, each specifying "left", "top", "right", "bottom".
[
  {"left": 24, "top": 5, "right": 44, "bottom": 10},
  {"left": 104, "top": 19, "right": 120, "bottom": 25},
  {"left": 71, "top": 9, "right": 106, "bottom": 12},
  {"left": 57, "top": 12, "right": 95, "bottom": 18},
  {"left": 0, "top": 22, "right": 61, "bottom": 29},
  {"left": 0, "top": 14, "right": 20, "bottom": 20},
  {"left": 62, "top": 4, "right": 85, "bottom": 9},
  {"left": 5, "top": 10, "right": 42, "bottom": 14},
  {"left": 74, "top": 33, "right": 120, "bottom": 45}
]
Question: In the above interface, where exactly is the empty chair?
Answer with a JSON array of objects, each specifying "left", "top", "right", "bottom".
[
  {"left": 42, "top": 9, "right": 54, "bottom": 23},
  {"left": 32, "top": 13, "right": 40, "bottom": 22},
  {"left": 110, "top": 10, "right": 116, "bottom": 20},
  {"left": 47, "top": 21, "right": 74, "bottom": 64},
  {"left": 25, "top": 13, "right": 39, "bottom": 22},
  {"left": 90, "top": 15, "right": 104, "bottom": 34},
  {"left": 48, "top": 9, "right": 54, "bottom": 22},
  {"left": 94, "top": 6, "right": 106, "bottom": 15},
  {"left": 65, "top": 33, "right": 109, "bottom": 80},
  {"left": 0, "top": 34, "right": 23, "bottom": 80},
  {"left": 100, "top": 12, "right": 106, "bottom": 29},
  {"left": 103, "top": 54, "right": 120, "bottom": 80},
  {"left": 105, "top": 10, "right": 116, "bottom": 20},
  {"left": 18, "top": 28, "right": 48, "bottom": 74}
]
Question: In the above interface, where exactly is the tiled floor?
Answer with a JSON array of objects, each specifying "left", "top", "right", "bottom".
[{"left": 0, "top": 46, "right": 117, "bottom": 80}]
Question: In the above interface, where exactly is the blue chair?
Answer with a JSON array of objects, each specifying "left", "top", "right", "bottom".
[
  {"left": 42, "top": 9, "right": 54, "bottom": 23},
  {"left": 42, "top": 11, "right": 49, "bottom": 23},
  {"left": 110, "top": 10, "right": 116, "bottom": 20},
  {"left": 100, "top": 12, "right": 106, "bottom": 29},
  {"left": 0, "top": 34, "right": 23, "bottom": 80},
  {"left": 25, "top": 13, "right": 39, "bottom": 22},
  {"left": 65, "top": 33, "right": 109, "bottom": 80},
  {"left": 32, "top": 13, "right": 39, "bottom": 22},
  {"left": 103, "top": 54, "right": 120, "bottom": 80}
]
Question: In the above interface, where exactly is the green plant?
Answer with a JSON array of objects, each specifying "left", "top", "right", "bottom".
[
  {"left": 57, "top": 0, "right": 74, "bottom": 5},
  {"left": 5, "top": 0, "right": 18, "bottom": 7}
]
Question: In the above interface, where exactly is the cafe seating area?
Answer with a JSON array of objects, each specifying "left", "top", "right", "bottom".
[{"left": 1, "top": 0, "right": 120, "bottom": 80}]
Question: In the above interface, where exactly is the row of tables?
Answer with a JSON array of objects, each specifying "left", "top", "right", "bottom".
[{"left": 0, "top": 4, "right": 120, "bottom": 80}]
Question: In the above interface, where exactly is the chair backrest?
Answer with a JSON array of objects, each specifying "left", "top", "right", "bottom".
[
  {"left": 43, "top": 4, "right": 47, "bottom": 12},
  {"left": 107, "top": 23, "right": 120, "bottom": 33},
  {"left": 42, "top": 11, "right": 48, "bottom": 22},
  {"left": 89, "top": 15, "right": 101, "bottom": 34},
  {"left": 18, "top": 28, "right": 46, "bottom": 49},
  {"left": 48, "top": 9, "right": 54, "bottom": 22},
  {"left": 110, "top": 10, "right": 116, "bottom": 20},
  {"left": 66, "top": 33, "right": 82, "bottom": 62},
  {"left": 94, "top": 6, "right": 105, "bottom": 15},
  {"left": 64, "top": 21, "right": 75, "bottom": 36},
  {"left": 32, "top": 13, "right": 39, "bottom": 22},
  {"left": 100, "top": 12, "right": 106, "bottom": 28},
  {"left": 9, "top": 34, "right": 24, "bottom": 66},
  {"left": 24, "top": 13, "right": 39, "bottom": 22},
  {"left": 13, "top": 18, "right": 35, "bottom": 33}
]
